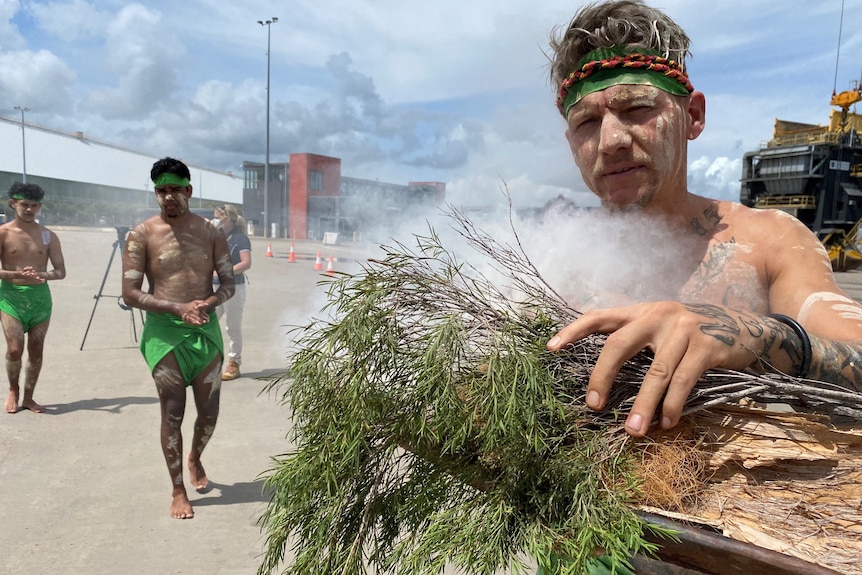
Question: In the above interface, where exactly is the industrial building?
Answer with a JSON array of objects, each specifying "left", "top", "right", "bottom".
[
  {"left": 243, "top": 155, "right": 445, "bottom": 241},
  {"left": 0, "top": 113, "right": 445, "bottom": 238},
  {"left": 0, "top": 113, "right": 242, "bottom": 227}
]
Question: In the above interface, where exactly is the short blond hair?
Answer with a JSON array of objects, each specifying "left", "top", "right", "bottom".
[{"left": 214, "top": 204, "right": 247, "bottom": 233}]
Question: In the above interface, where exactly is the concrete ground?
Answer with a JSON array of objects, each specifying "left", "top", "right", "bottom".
[
  {"left": 0, "top": 228, "right": 367, "bottom": 575},
  {"left": 2, "top": 226, "right": 861, "bottom": 575}
]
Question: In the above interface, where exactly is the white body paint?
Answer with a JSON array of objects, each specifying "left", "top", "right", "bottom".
[{"left": 798, "top": 291, "right": 862, "bottom": 325}]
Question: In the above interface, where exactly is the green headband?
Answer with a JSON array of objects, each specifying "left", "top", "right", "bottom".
[
  {"left": 10, "top": 194, "right": 29, "bottom": 200},
  {"left": 153, "top": 173, "right": 191, "bottom": 188},
  {"left": 557, "top": 46, "right": 694, "bottom": 117}
]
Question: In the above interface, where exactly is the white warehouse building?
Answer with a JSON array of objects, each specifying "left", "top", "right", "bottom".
[{"left": 0, "top": 113, "right": 243, "bottom": 225}]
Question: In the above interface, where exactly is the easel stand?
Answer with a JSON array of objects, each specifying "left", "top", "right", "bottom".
[{"left": 80, "top": 226, "right": 144, "bottom": 350}]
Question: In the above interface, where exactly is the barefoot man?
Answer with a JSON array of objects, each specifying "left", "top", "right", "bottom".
[
  {"left": 0, "top": 182, "right": 66, "bottom": 414},
  {"left": 122, "top": 157, "right": 235, "bottom": 519}
]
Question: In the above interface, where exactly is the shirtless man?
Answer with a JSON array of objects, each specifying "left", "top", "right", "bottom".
[
  {"left": 0, "top": 182, "right": 66, "bottom": 414},
  {"left": 122, "top": 157, "right": 235, "bottom": 519},
  {"left": 545, "top": 0, "right": 862, "bottom": 437}
]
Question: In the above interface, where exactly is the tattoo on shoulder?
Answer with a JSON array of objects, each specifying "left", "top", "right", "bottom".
[
  {"left": 704, "top": 204, "right": 721, "bottom": 227},
  {"left": 691, "top": 204, "right": 723, "bottom": 237}
]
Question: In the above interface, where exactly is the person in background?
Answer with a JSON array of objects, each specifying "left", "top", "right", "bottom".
[
  {"left": 212, "top": 204, "right": 251, "bottom": 381},
  {"left": 122, "top": 157, "right": 234, "bottom": 519},
  {"left": 0, "top": 182, "right": 66, "bottom": 413}
]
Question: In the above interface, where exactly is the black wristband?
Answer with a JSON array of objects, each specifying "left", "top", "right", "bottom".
[{"left": 767, "top": 313, "right": 812, "bottom": 378}]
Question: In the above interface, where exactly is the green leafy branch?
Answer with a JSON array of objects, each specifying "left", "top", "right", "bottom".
[{"left": 257, "top": 207, "right": 862, "bottom": 575}]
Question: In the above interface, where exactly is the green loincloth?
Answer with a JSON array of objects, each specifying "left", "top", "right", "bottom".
[
  {"left": 140, "top": 311, "right": 223, "bottom": 386},
  {"left": 0, "top": 281, "right": 52, "bottom": 332}
]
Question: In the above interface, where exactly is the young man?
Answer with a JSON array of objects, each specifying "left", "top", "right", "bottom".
[
  {"left": 122, "top": 157, "right": 235, "bottom": 519},
  {"left": 545, "top": 0, "right": 862, "bottom": 437},
  {"left": 0, "top": 182, "right": 66, "bottom": 414}
]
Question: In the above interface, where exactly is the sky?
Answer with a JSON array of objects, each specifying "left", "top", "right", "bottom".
[{"left": 1, "top": 0, "right": 860, "bottom": 210}]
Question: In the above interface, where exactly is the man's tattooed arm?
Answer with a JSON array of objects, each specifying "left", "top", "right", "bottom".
[
  {"left": 685, "top": 303, "right": 862, "bottom": 392},
  {"left": 807, "top": 338, "right": 862, "bottom": 392},
  {"left": 684, "top": 302, "right": 741, "bottom": 346}
]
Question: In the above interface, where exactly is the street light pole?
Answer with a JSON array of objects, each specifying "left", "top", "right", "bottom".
[
  {"left": 257, "top": 16, "right": 278, "bottom": 238},
  {"left": 13, "top": 105, "right": 30, "bottom": 183}
]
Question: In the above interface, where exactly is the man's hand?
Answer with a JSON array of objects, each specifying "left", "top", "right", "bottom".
[
  {"left": 547, "top": 301, "right": 763, "bottom": 437},
  {"left": 17, "top": 266, "right": 45, "bottom": 283},
  {"left": 178, "top": 300, "right": 210, "bottom": 326}
]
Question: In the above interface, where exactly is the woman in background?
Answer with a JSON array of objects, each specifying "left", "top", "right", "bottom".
[{"left": 213, "top": 205, "right": 251, "bottom": 380}]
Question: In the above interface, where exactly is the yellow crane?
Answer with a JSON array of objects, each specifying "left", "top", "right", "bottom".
[
  {"left": 831, "top": 81, "right": 862, "bottom": 133},
  {"left": 823, "top": 81, "right": 862, "bottom": 271}
]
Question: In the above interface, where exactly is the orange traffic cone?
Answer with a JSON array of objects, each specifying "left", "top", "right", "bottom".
[
  {"left": 266, "top": 243, "right": 273, "bottom": 257},
  {"left": 313, "top": 251, "right": 323, "bottom": 271},
  {"left": 288, "top": 242, "right": 296, "bottom": 263},
  {"left": 325, "top": 255, "right": 335, "bottom": 276}
]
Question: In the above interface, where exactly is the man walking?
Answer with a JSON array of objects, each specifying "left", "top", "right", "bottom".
[{"left": 122, "top": 157, "right": 235, "bottom": 519}]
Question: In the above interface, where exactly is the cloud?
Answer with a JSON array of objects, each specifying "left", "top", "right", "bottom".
[
  {"left": 254, "top": 52, "right": 489, "bottom": 175},
  {"left": 82, "top": 4, "right": 184, "bottom": 119},
  {"left": 0, "top": 0, "right": 25, "bottom": 51},
  {"left": 28, "top": 0, "right": 106, "bottom": 42},
  {"left": 281, "top": 1, "right": 559, "bottom": 105},
  {"left": 446, "top": 172, "right": 595, "bottom": 210},
  {"left": 2, "top": 0, "right": 857, "bottom": 211},
  {"left": 0, "top": 49, "right": 76, "bottom": 113},
  {"left": 688, "top": 155, "right": 742, "bottom": 202}
]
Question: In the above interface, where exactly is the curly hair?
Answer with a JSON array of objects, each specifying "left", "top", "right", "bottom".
[
  {"left": 8, "top": 182, "right": 45, "bottom": 202},
  {"left": 150, "top": 157, "right": 191, "bottom": 183},
  {"left": 548, "top": 0, "right": 691, "bottom": 94}
]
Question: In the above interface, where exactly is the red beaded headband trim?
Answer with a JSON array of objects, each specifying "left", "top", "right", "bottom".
[{"left": 557, "top": 52, "right": 693, "bottom": 116}]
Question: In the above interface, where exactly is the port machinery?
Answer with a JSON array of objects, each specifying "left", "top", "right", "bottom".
[{"left": 740, "top": 80, "right": 862, "bottom": 270}]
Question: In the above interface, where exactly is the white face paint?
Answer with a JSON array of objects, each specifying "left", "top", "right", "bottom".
[
  {"left": 567, "top": 85, "right": 688, "bottom": 212},
  {"left": 155, "top": 185, "right": 191, "bottom": 217},
  {"left": 798, "top": 291, "right": 862, "bottom": 324}
]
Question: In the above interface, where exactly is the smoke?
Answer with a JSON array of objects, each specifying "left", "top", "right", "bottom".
[
  {"left": 274, "top": 198, "right": 700, "bottom": 355},
  {"left": 517, "top": 209, "right": 695, "bottom": 311},
  {"left": 371, "top": 203, "right": 696, "bottom": 314}
]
